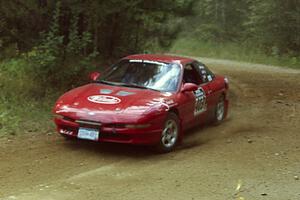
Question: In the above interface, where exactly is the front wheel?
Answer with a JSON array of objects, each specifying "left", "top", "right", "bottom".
[{"left": 155, "top": 112, "right": 180, "bottom": 153}]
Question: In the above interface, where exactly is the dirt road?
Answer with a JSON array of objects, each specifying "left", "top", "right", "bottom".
[{"left": 0, "top": 58, "right": 299, "bottom": 200}]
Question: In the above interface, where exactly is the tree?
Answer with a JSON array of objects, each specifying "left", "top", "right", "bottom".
[{"left": 248, "top": 0, "right": 300, "bottom": 56}]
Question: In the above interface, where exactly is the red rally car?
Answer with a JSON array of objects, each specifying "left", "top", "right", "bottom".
[{"left": 53, "top": 54, "right": 229, "bottom": 152}]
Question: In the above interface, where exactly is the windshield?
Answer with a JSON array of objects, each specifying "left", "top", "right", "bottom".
[{"left": 99, "top": 59, "right": 181, "bottom": 92}]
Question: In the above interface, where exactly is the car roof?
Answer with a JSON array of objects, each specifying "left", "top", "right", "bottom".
[{"left": 123, "top": 54, "right": 194, "bottom": 65}]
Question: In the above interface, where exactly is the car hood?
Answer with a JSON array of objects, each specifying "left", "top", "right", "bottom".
[{"left": 54, "top": 83, "right": 176, "bottom": 123}]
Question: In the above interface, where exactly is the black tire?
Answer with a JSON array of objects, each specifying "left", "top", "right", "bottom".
[
  {"left": 155, "top": 112, "right": 180, "bottom": 153},
  {"left": 214, "top": 95, "right": 225, "bottom": 124}
]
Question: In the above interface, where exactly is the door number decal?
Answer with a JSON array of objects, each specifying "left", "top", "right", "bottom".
[{"left": 194, "top": 87, "right": 207, "bottom": 116}]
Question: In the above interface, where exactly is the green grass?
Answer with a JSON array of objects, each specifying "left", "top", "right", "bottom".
[
  {"left": 171, "top": 38, "right": 300, "bottom": 69},
  {"left": 0, "top": 59, "right": 57, "bottom": 137},
  {"left": 0, "top": 56, "right": 106, "bottom": 137},
  {"left": 0, "top": 98, "right": 54, "bottom": 136}
]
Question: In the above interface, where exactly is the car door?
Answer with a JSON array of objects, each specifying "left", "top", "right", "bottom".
[
  {"left": 178, "top": 63, "right": 211, "bottom": 128},
  {"left": 194, "top": 62, "right": 220, "bottom": 119}
]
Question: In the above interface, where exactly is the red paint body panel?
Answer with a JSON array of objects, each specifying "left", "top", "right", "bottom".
[{"left": 53, "top": 54, "right": 229, "bottom": 146}]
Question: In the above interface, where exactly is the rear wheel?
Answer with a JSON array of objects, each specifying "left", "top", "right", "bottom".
[
  {"left": 155, "top": 112, "right": 180, "bottom": 153},
  {"left": 214, "top": 95, "right": 225, "bottom": 123}
]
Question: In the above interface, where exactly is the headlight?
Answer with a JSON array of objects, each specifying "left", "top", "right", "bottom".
[
  {"left": 124, "top": 124, "right": 151, "bottom": 129},
  {"left": 224, "top": 77, "right": 229, "bottom": 84},
  {"left": 224, "top": 77, "right": 229, "bottom": 89}
]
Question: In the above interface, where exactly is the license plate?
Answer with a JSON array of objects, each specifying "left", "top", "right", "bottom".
[{"left": 78, "top": 127, "right": 99, "bottom": 141}]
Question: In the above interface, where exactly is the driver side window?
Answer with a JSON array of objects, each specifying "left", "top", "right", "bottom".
[{"left": 183, "top": 63, "right": 202, "bottom": 85}]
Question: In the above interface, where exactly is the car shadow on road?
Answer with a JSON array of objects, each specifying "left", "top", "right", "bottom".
[
  {"left": 177, "top": 116, "right": 237, "bottom": 151},
  {"left": 178, "top": 125, "right": 214, "bottom": 150},
  {"left": 58, "top": 119, "right": 232, "bottom": 158},
  {"left": 61, "top": 138, "right": 162, "bottom": 158}
]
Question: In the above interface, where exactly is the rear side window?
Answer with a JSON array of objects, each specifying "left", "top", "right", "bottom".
[{"left": 194, "top": 62, "right": 215, "bottom": 83}]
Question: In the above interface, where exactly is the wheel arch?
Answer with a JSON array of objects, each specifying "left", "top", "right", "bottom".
[
  {"left": 168, "top": 107, "right": 184, "bottom": 142},
  {"left": 220, "top": 91, "right": 226, "bottom": 100},
  {"left": 169, "top": 107, "right": 179, "bottom": 116}
]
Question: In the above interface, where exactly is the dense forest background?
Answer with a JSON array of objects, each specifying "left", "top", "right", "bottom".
[
  {"left": 0, "top": 0, "right": 299, "bottom": 135},
  {"left": 172, "top": 0, "right": 300, "bottom": 66}
]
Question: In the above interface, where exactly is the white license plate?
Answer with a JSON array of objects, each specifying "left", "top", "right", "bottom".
[{"left": 78, "top": 127, "right": 99, "bottom": 141}]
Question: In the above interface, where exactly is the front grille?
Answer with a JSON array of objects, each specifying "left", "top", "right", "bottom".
[
  {"left": 75, "top": 120, "right": 102, "bottom": 126},
  {"left": 105, "top": 124, "right": 126, "bottom": 128},
  {"left": 63, "top": 116, "right": 75, "bottom": 122}
]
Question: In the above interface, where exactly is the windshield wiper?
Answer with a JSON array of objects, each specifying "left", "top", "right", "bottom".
[
  {"left": 119, "top": 83, "right": 159, "bottom": 91},
  {"left": 95, "top": 80, "right": 159, "bottom": 91},
  {"left": 94, "top": 80, "right": 117, "bottom": 86}
]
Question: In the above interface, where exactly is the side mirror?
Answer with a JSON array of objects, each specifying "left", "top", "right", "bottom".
[
  {"left": 89, "top": 71, "right": 101, "bottom": 81},
  {"left": 181, "top": 83, "right": 198, "bottom": 92}
]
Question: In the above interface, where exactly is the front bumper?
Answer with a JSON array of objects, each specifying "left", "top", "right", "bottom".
[{"left": 54, "top": 117, "right": 164, "bottom": 145}]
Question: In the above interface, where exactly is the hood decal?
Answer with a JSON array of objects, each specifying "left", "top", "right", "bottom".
[
  {"left": 116, "top": 91, "right": 135, "bottom": 96},
  {"left": 100, "top": 89, "right": 113, "bottom": 94},
  {"left": 88, "top": 95, "right": 121, "bottom": 104}
]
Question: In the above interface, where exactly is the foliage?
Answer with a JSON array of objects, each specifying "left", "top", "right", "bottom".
[
  {"left": 0, "top": 0, "right": 194, "bottom": 56},
  {"left": 1, "top": 0, "right": 194, "bottom": 92},
  {"left": 0, "top": 62, "right": 55, "bottom": 136},
  {"left": 179, "top": 0, "right": 300, "bottom": 58},
  {"left": 22, "top": 2, "right": 98, "bottom": 90},
  {"left": 247, "top": 0, "right": 300, "bottom": 56},
  {"left": 1, "top": 0, "right": 299, "bottom": 59},
  {"left": 171, "top": 38, "right": 300, "bottom": 68}
]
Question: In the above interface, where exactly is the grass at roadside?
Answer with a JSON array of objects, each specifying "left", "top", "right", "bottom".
[
  {"left": 0, "top": 59, "right": 57, "bottom": 137},
  {"left": 171, "top": 38, "right": 300, "bottom": 69},
  {"left": 0, "top": 98, "right": 54, "bottom": 136},
  {"left": 0, "top": 56, "right": 107, "bottom": 137}
]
